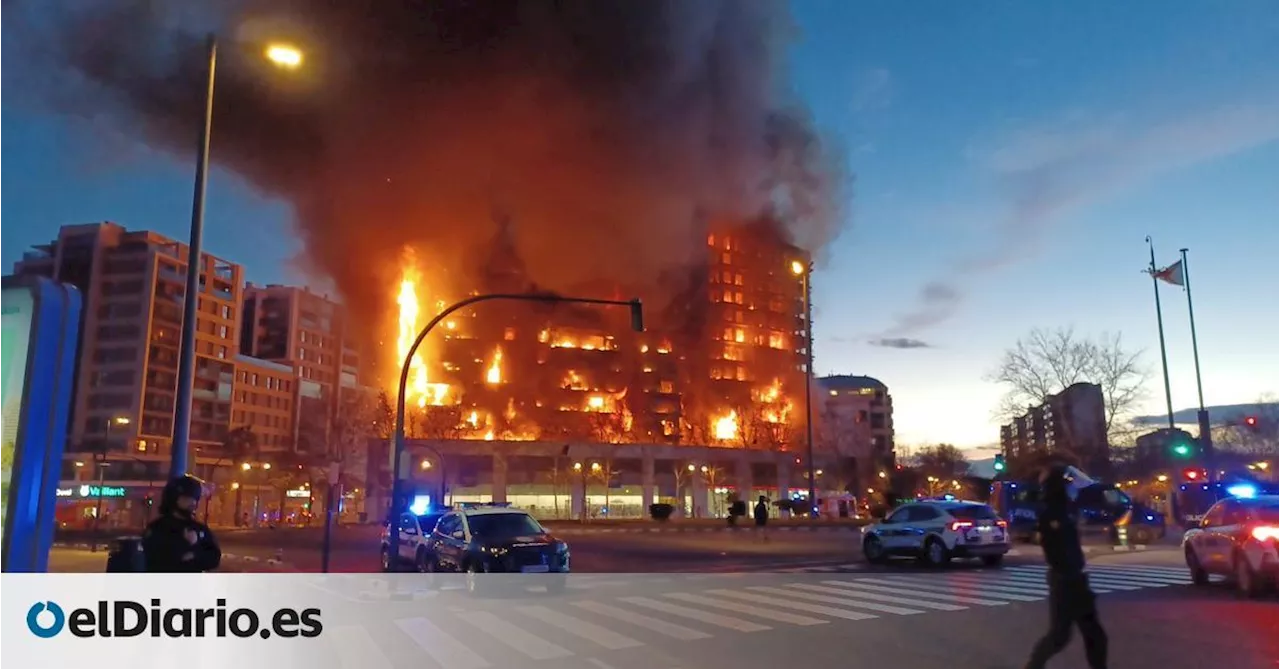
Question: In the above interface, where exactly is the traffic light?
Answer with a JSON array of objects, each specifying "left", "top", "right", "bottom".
[
  {"left": 1244, "top": 416, "right": 1259, "bottom": 429},
  {"left": 1169, "top": 433, "right": 1196, "bottom": 459},
  {"left": 1182, "top": 467, "right": 1203, "bottom": 482},
  {"left": 993, "top": 454, "right": 1007, "bottom": 474}
]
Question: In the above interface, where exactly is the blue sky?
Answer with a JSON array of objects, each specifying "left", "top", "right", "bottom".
[{"left": 4, "top": 1, "right": 1277, "bottom": 450}]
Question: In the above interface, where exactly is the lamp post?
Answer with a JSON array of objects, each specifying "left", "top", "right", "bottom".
[
  {"left": 90, "top": 416, "right": 131, "bottom": 552},
  {"left": 417, "top": 444, "right": 448, "bottom": 509},
  {"left": 388, "top": 293, "right": 644, "bottom": 554},
  {"left": 170, "top": 36, "right": 305, "bottom": 480},
  {"left": 791, "top": 260, "right": 817, "bottom": 517}
]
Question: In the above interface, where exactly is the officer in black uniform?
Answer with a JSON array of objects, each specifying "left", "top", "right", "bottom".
[
  {"left": 1024, "top": 463, "right": 1109, "bottom": 669},
  {"left": 142, "top": 475, "right": 222, "bottom": 573}
]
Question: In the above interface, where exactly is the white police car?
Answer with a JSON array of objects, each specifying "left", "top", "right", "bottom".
[
  {"left": 1182, "top": 492, "right": 1279, "bottom": 598},
  {"left": 862, "top": 499, "right": 1010, "bottom": 567}
]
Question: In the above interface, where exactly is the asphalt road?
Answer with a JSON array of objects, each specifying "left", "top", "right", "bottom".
[
  {"left": 299, "top": 558, "right": 1277, "bottom": 669},
  {"left": 55, "top": 524, "right": 1164, "bottom": 573}
]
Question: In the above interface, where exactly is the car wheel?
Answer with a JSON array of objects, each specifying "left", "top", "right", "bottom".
[
  {"left": 1235, "top": 552, "right": 1261, "bottom": 598},
  {"left": 981, "top": 554, "right": 1004, "bottom": 568},
  {"left": 920, "top": 537, "right": 950, "bottom": 567},
  {"left": 862, "top": 536, "right": 887, "bottom": 564},
  {"left": 1185, "top": 546, "right": 1209, "bottom": 585},
  {"left": 1131, "top": 526, "right": 1154, "bottom": 545}
]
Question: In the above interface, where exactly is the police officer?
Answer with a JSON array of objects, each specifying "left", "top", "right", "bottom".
[
  {"left": 1024, "top": 463, "right": 1109, "bottom": 669},
  {"left": 142, "top": 475, "right": 222, "bottom": 573}
]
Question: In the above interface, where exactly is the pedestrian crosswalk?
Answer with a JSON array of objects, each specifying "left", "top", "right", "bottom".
[{"left": 320, "top": 563, "right": 1211, "bottom": 668}]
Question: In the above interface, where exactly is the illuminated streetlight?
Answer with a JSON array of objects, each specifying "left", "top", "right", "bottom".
[
  {"left": 241, "top": 462, "right": 252, "bottom": 471},
  {"left": 264, "top": 44, "right": 304, "bottom": 69},
  {"left": 688, "top": 463, "right": 696, "bottom": 472},
  {"left": 1257, "top": 462, "right": 1270, "bottom": 471},
  {"left": 700, "top": 465, "right": 709, "bottom": 474},
  {"left": 262, "top": 463, "right": 272, "bottom": 470},
  {"left": 231, "top": 482, "right": 240, "bottom": 490},
  {"left": 1157, "top": 474, "right": 1169, "bottom": 483},
  {"left": 573, "top": 462, "right": 583, "bottom": 472},
  {"left": 591, "top": 462, "right": 602, "bottom": 472},
  {"left": 790, "top": 260, "right": 805, "bottom": 276},
  {"left": 112, "top": 416, "right": 131, "bottom": 426},
  {"left": 788, "top": 258, "right": 816, "bottom": 516},
  {"left": 927, "top": 476, "right": 938, "bottom": 482},
  {"left": 420, "top": 460, "right": 432, "bottom": 470},
  {"left": 878, "top": 471, "right": 887, "bottom": 479}
]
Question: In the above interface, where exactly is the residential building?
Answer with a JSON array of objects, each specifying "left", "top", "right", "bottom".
[
  {"left": 816, "top": 375, "right": 897, "bottom": 489},
  {"left": 14, "top": 221, "right": 244, "bottom": 527},
  {"left": 999, "top": 382, "right": 1110, "bottom": 478}
]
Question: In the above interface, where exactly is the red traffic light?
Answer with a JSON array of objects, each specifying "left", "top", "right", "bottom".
[
  {"left": 1182, "top": 468, "right": 1200, "bottom": 481},
  {"left": 1244, "top": 416, "right": 1258, "bottom": 427}
]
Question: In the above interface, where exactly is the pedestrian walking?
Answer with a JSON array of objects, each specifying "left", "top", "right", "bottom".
[
  {"left": 142, "top": 474, "right": 222, "bottom": 573},
  {"left": 753, "top": 495, "right": 770, "bottom": 543},
  {"left": 1023, "top": 463, "right": 1108, "bottom": 669}
]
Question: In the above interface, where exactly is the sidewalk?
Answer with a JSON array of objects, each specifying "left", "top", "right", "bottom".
[{"left": 47, "top": 546, "right": 293, "bottom": 573}]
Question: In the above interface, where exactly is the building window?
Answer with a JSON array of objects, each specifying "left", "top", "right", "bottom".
[
  {"left": 734, "top": 292, "right": 743, "bottom": 304},
  {"left": 721, "top": 253, "right": 731, "bottom": 265},
  {"left": 503, "top": 328, "right": 516, "bottom": 341},
  {"left": 659, "top": 380, "right": 674, "bottom": 394},
  {"left": 216, "top": 346, "right": 227, "bottom": 359},
  {"left": 768, "top": 332, "right": 786, "bottom": 349},
  {"left": 734, "top": 274, "right": 743, "bottom": 286}
]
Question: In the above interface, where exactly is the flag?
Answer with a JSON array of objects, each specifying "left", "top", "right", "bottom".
[{"left": 1150, "top": 259, "right": 1185, "bottom": 287}]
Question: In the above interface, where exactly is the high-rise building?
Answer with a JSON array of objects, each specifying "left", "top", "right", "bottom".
[{"left": 999, "top": 382, "right": 1109, "bottom": 477}]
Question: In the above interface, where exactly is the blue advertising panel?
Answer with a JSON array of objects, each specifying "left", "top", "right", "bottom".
[{"left": 1, "top": 276, "right": 82, "bottom": 572}]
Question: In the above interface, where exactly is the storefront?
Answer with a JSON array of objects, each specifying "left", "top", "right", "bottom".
[{"left": 53, "top": 481, "right": 163, "bottom": 531}]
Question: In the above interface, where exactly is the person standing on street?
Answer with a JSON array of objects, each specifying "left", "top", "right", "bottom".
[
  {"left": 142, "top": 475, "right": 222, "bottom": 573},
  {"left": 1024, "top": 463, "right": 1109, "bottom": 669},
  {"left": 753, "top": 495, "right": 771, "bottom": 543}
]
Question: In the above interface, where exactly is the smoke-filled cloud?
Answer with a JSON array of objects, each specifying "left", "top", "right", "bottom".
[
  {"left": 869, "top": 337, "right": 932, "bottom": 349},
  {"left": 873, "top": 102, "right": 1276, "bottom": 340},
  {"left": 10, "top": 0, "right": 848, "bottom": 344}
]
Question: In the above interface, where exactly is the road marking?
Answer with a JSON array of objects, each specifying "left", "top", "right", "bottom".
[
  {"left": 664, "top": 592, "right": 828, "bottom": 626},
  {"left": 456, "top": 610, "right": 574, "bottom": 660},
  {"left": 571, "top": 601, "right": 712, "bottom": 640},
  {"left": 707, "top": 588, "right": 883, "bottom": 620},
  {"left": 621, "top": 596, "right": 772, "bottom": 632},
  {"left": 785, "top": 582, "right": 967, "bottom": 611},
  {"left": 514, "top": 605, "right": 644, "bottom": 650},
  {"left": 819, "top": 579, "right": 1010, "bottom": 606},
  {"left": 742, "top": 585, "right": 926, "bottom": 616},
  {"left": 331, "top": 624, "right": 399, "bottom": 669},
  {"left": 985, "top": 571, "right": 1139, "bottom": 591},
  {"left": 861, "top": 576, "right": 1044, "bottom": 601},
  {"left": 934, "top": 572, "right": 1065, "bottom": 594},
  {"left": 393, "top": 617, "right": 492, "bottom": 669}
]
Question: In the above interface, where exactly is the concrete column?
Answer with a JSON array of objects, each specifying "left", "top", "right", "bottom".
[
  {"left": 777, "top": 460, "right": 793, "bottom": 502},
  {"left": 570, "top": 477, "right": 585, "bottom": 519},
  {"left": 491, "top": 453, "right": 508, "bottom": 504},
  {"left": 690, "top": 469, "right": 707, "bottom": 518},
  {"left": 735, "top": 457, "right": 753, "bottom": 502},
  {"left": 640, "top": 453, "right": 656, "bottom": 509}
]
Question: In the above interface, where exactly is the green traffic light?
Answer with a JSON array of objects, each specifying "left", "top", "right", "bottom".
[
  {"left": 1173, "top": 443, "right": 1191, "bottom": 457},
  {"left": 993, "top": 461, "right": 1006, "bottom": 471}
]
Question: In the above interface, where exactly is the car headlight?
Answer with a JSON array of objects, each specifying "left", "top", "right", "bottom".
[{"left": 556, "top": 542, "right": 570, "bottom": 555}]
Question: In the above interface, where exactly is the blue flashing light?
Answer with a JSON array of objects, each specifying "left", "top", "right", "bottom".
[
  {"left": 1226, "top": 484, "right": 1257, "bottom": 499},
  {"left": 409, "top": 494, "right": 432, "bottom": 515},
  {"left": 1145, "top": 515, "right": 1154, "bottom": 521}
]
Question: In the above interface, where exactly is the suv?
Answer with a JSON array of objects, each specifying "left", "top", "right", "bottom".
[
  {"left": 380, "top": 510, "right": 448, "bottom": 572},
  {"left": 1183, "top": 494, "right": 1279, "bottom": 597},
  {"left": 425, "top": 507, "right": 570, "bottom": 593},
  {"left": 862, "top": 500, "right": 1010, "bottom": 567}
]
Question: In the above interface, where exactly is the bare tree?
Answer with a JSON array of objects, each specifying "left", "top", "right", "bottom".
[
  {"left": 914, "top": 444, "right": 970, "bottom": 480},
  {"left": 988, "top": 327, "right": 1148, "bottom": 442},
  {"left": 1213, "top": 393, "right": 1280, "bottom": 459}
]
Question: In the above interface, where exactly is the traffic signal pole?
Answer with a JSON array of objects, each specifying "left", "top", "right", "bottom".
[{"left": 1179, "top": 248, "right": 1216, "bottom": 482}]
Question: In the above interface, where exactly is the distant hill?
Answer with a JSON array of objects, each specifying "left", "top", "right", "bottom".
[{"left": 1133, "top": 402, "right": 1277, "bottom": 426}]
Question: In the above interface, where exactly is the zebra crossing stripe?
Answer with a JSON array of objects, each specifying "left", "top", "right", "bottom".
[
  {"left": 663, "top": 592, "right": 829, "bottom": 626},
  {"left": 995, "top": 568, "right": 1142, "bottom": 590},
  {"left": 818, "top": 579, "right": 1010, "bottom": 606},
  {"left": 707, "top": 588, "right": 887, "bottom": 619},
  {"left": 1013, "top": 565, "right": 1192, "bottom": 585},
  {"left": 620, "top": 596, "right": 773, "bottom": 633},
  {"left": 332, "top": 624, "right": 399, "bottom": 669},
  {"left": 513, "top": 605, "right": 645, "bottom": 650},
  {"left": 784, "top": 582, "right": 968, "bottom": 611},
  {"left": 456, "top": 610, "right": 575, "bottom": 660},
  {"left": 744, "top": 585, "right": 927, "bottom": 616},
  {"left": 861, "top": 576, "right": 1044, "bottom": 601},
  {"left": 394, "top": 617, "right": 493, "bottom": 669},
  {"left": 571, "top": 601, "right": 712, "bottom": 640}
]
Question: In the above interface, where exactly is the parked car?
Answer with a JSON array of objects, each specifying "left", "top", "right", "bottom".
[
  {"left": 424, "top": 506, "right": 571, "bottom": 593},
  {"left": 861, "top": 500, "right": 1010, "bottom": 567},
  {"left": 1182, "top": 493, "right": 1279, "bottom": 597}
]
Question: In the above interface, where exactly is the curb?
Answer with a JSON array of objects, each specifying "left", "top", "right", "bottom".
[{"left": 53, "top": 542, "right": 297, "bottom": 571}]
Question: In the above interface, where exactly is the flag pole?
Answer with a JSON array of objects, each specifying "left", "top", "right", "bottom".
[
  {"left": 1180, "top": 247, "right": 1215, "bottom": 479},
  {"left": 1146, "top": 236, "right": 1176, "bottom": 429}
]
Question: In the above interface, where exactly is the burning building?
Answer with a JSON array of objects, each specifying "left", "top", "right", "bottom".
[{"left": 368, "top": 216, "right": 821, "bottom": 518}]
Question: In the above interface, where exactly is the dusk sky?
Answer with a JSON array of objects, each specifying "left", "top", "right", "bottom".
[{"left": 3, "top": 1, "right": 1276, "bottom": 451}]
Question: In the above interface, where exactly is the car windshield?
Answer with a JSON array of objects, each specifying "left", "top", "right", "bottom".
[
  {"left": 417, "top": 514, "right": 444, "bottom": 532},
  {"left": 948, "top": 505, "right": 999, "bottom": 521},
  {"left": 467, "top": 513, "right": 544, "bottom": 538}
]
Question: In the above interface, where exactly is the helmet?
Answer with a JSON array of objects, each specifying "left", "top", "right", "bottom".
[{"left": 160, "top": 474, "right": 205, "bottom": 514}]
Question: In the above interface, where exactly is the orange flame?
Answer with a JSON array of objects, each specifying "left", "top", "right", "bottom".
[
  {"left": 714, "top": 410, "right": 739, "bottom": 441},
  {"left": 486, "top": 347, "right": 503, "bottom": 385},
  {"left": 395, "top": 248, "right": 451, "bottom": 408}
]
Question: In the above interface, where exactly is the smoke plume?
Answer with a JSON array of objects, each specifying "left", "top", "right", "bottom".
[{"left": 11, "top": 0, "right": 847, "bottom": 343}]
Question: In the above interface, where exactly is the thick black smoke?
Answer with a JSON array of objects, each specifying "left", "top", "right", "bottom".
[{"left": 11, "top": 0, "right": 847, "bottom": 341}]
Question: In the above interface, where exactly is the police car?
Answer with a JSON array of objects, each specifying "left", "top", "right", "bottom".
[
  {"left": 862, "top": 499, "right": 1010, "bottom": 567},
  {"left": 1182, "top": 491, "right": 1279, "bottom": 598}
]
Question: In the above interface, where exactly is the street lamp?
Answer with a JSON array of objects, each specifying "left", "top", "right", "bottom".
[
  {"left": 790, "top": 259, "right": 817, "bottom": 517},
  {"left": 170, "top": 35, "right": 305, "bottom": 480},
  {"left": 388, "top": 292, "right": 644, "bottom": 556},
  {"left": 90, "top": 416, "right": 131, "bottom": 552}
]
